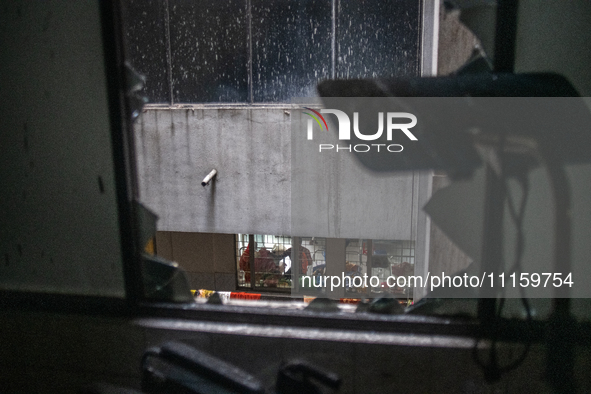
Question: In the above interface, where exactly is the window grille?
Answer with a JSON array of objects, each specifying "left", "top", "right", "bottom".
[{"left": 236, "top": 234, "right": 414, "bottom": 299}]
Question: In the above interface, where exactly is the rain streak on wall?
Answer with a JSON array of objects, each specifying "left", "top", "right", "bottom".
[{"left": 122, "top": 0, "right": 422, "bottom": 104}]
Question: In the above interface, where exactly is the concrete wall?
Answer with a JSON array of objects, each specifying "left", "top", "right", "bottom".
[
  {"left": 135, "top": 107, "right": 292, "bottom": 236},
  {"left": 135, "top": 107, "right": 430, "bottom": 241}
]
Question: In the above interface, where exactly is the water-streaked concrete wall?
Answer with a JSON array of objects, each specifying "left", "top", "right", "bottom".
[
  {"left": 135, "top": 107, "right": 293, "bottom": 235},
  {"left": 135, "top": 106, "right": 432, "bottom": 242}
]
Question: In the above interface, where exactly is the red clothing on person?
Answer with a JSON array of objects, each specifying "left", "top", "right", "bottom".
[{"left": 239, "top": 245, "right": 278, "bottom": 282}]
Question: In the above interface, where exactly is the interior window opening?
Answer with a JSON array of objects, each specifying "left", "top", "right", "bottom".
[
  {"left": 123, "top": 0, "right": 435, "bottom": 314},
  {"left": 122, "top": 0, "right": 591, "bottom": 324}
]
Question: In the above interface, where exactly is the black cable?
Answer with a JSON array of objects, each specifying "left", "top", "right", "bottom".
[
  {"left": 496, "top": 172, "right": 533, "bottom": 372},
  {"left": 473, "top": 141, "right": 533, "bottom": 382}
]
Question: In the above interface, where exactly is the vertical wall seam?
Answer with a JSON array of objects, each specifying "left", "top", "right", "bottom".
[
  {"left": 164, "top": 0, "right": 174, "bottom": 104},
  {"left": 331, "top": 0, "right": 336, "bottom": 79},
  {"left": 418, "top": 0, "right": 424, "bottom": 76},
  {"left": 420, "top": 0, "right": 440, "bottom": 77},
  {"left": 247, "top": 0, "right": 253, "bottom": 104}
]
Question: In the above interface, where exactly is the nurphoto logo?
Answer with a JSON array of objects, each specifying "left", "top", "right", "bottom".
[{"left": 303, "top": 107, "right": 418, "bottom": 153}]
